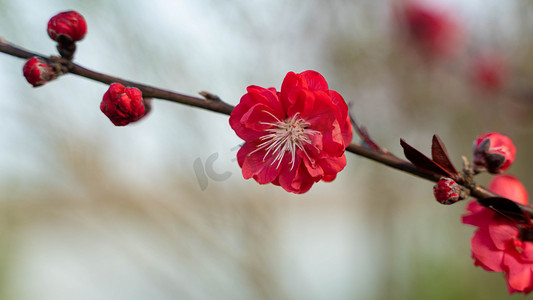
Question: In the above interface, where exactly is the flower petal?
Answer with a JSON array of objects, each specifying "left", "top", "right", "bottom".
[
  {"left": 521, "top": 242, "right": 533, "bottom": 262},
  {"left": 503, "top": 251, "right": 533, "bottom": 293},
  {"left": 319, "top": 154, "right": 347, "bottom": 177},
  {"left": 302, "top": 156, "right": 324, "bottom": 179},
  {"left": 489, "top": 219, "right": 520, "bottom": 250},
  {"left": 247, "top": 86, "right": 285, "bottom": 118},
  {"left": 286, "top": 87, "right": 317, "bottom": 118},
  {"left": 230, "top": 90, "right": 284, "bottom": 141},
  {"left": 470, "top": 228, "right": 504, "bottom": 272},
  {"left": 277, "top": 158, "right": 316, "bottom": 194},
  {"left": 462, "top": 201, "right": 495, "bottom": 228},
  {"left": 237, "top": 141, "right": 281, "bottom": 184},
  {"left": 300, "top": 70, "right": 329, "bottom": 91}
]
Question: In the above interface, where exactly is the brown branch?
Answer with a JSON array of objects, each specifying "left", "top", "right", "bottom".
[
  {"left": 0, "top": 38, "right": 235, "bottom": 116},
  {"left": 0, "top": 38, "right": 46, "bottom": 59},
  {"left": 68, "top": 64, "right": 235, "bottom": 115},
  {"left": 346, "top": 142, "right": 500, "bottom": 199},
  {"left": 2, "top": 38, "right": 531, "bottom": 216}
]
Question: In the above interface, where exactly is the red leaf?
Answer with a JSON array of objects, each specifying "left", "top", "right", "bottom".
[
  {"left": 400, "top": 138, "right": 453, "bottom": 177},
  {"left": 431, "top": 135, "right": 459, "bottom": 177}
]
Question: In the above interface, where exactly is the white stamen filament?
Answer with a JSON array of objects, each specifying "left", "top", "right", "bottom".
[{"left": 249, "top": 111, "right": 320, "bottom": 170}]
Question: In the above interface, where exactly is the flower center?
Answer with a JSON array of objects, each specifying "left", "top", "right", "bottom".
[{"left": 249, "top": 111, "right": 320, "bottom": 170}]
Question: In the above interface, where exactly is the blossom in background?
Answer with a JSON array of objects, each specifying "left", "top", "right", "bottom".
[
  {"left": 100, "top": 83, "right": 147, "bottom": 126},
  {"left": 47, "top": 10, "right": 87, "bottom": 43},
  {"left": 463, "top": 175, "right": 533, "bottom": 294},
  {"left": 396, "top": 1, "right": 462, "bottom": 60},
  {"left": 471, "top": 54, "right": 508, "bottom": 92},
  {"left": 22, "top": 57, "right": 56, "bottom": 87},
  {"left": 229, "top": 70, "right": 353, "bottom": 194},
  {"left": 473, "top": 132, "right": 516, "bottom": 173}
]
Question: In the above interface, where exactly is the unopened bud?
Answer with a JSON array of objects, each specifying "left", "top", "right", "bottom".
[
  {"left": 22, "top": 57, "right": 56, "bottom": 87},
  {"left": 433, "top": 178, "right": 464, "bottom": 205},
  {"left": 47, "top": 11, "right": 87, "bottom": 43},
  {"left": 100, "top": 83, "right": 148, "bottom": 126},
  {"left": 473, "top": 132, "right": 515, "bottom": 173}
]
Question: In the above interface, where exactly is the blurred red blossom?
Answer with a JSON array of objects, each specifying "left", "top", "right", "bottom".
[
  {"left": 396, "top": 1, "right": 462, "bottom": 61},
  {"left": 471, "top": 54, "right": 508, "bottom": 92},
  {"left": 100, "top": 83, "right": 147, "bottom": 126},
  {"left": 463, "top": 175, "right": 533, "bottom": 295},
  {"left": 229, "top": 71, "right": 353, "bottom": 194}
]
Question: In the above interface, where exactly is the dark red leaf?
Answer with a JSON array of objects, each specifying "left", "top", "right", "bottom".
[
  {"left": 400, "top": 138, "right": 453, "bottom": 177},
  {"left": 431, "top": 135, "right": 459, "bottom": 177},
  {"left": 478, "top": 197, "right": 533, "bottom": 225}
]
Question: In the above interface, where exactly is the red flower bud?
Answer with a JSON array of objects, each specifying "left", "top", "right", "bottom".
[
  {"left": 433, "top": 177, "right": 463, "bottom": 205},
  {"left": 47, "top": 10, "right": 87, "bottom": 43},
  {"left": 473, "top": 132, "right": 516, "bottom": 173},
  {"left": 22, "top": 57, "right": 56, "bottom": 87},
  {"left": 100, "top": 83, "right": 147, "bottom": 126}
]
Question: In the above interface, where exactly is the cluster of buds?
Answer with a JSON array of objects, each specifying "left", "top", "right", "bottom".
[
  {"left": 22, "top": 10, "right": 86, "bottom": 88},
  {"left": 431, "top": 132, "right": 516, "bottom": 205},
  {"left": 22, "top": 10, "right": 150, "bottom": 126}
]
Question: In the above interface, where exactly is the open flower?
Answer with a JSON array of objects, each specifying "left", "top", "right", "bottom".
[
  {"left": 229, "top": 70, "right": 353, "bottom": 194},
  {"left": 462, "top": 175, "right": 533, "bottom": 294}
]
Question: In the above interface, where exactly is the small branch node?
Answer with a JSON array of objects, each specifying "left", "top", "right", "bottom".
[{"left": 199, "top": 91, "right": 221, "bottom": 101}]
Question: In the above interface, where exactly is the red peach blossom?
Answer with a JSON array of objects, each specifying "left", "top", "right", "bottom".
[
  {"left": 463, "top": 175, "right": 533, "bottom": 294},
  {"left": 229, "top": 70, "right": 353, "bottom": 194},
  {"left": 100, "top": 83, "right": 147, "bottom": 126},
  {"left": 397, "top": 1, "right": 462, "bottom": 61}
]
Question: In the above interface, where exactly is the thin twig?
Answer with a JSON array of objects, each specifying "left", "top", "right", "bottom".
[{"left": 0, "top": 39, "right": 235, "bottom": 116}]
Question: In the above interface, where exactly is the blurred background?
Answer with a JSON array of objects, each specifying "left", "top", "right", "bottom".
[{"left": 1, "top": 0, "right": 533, "bottom": 299}]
